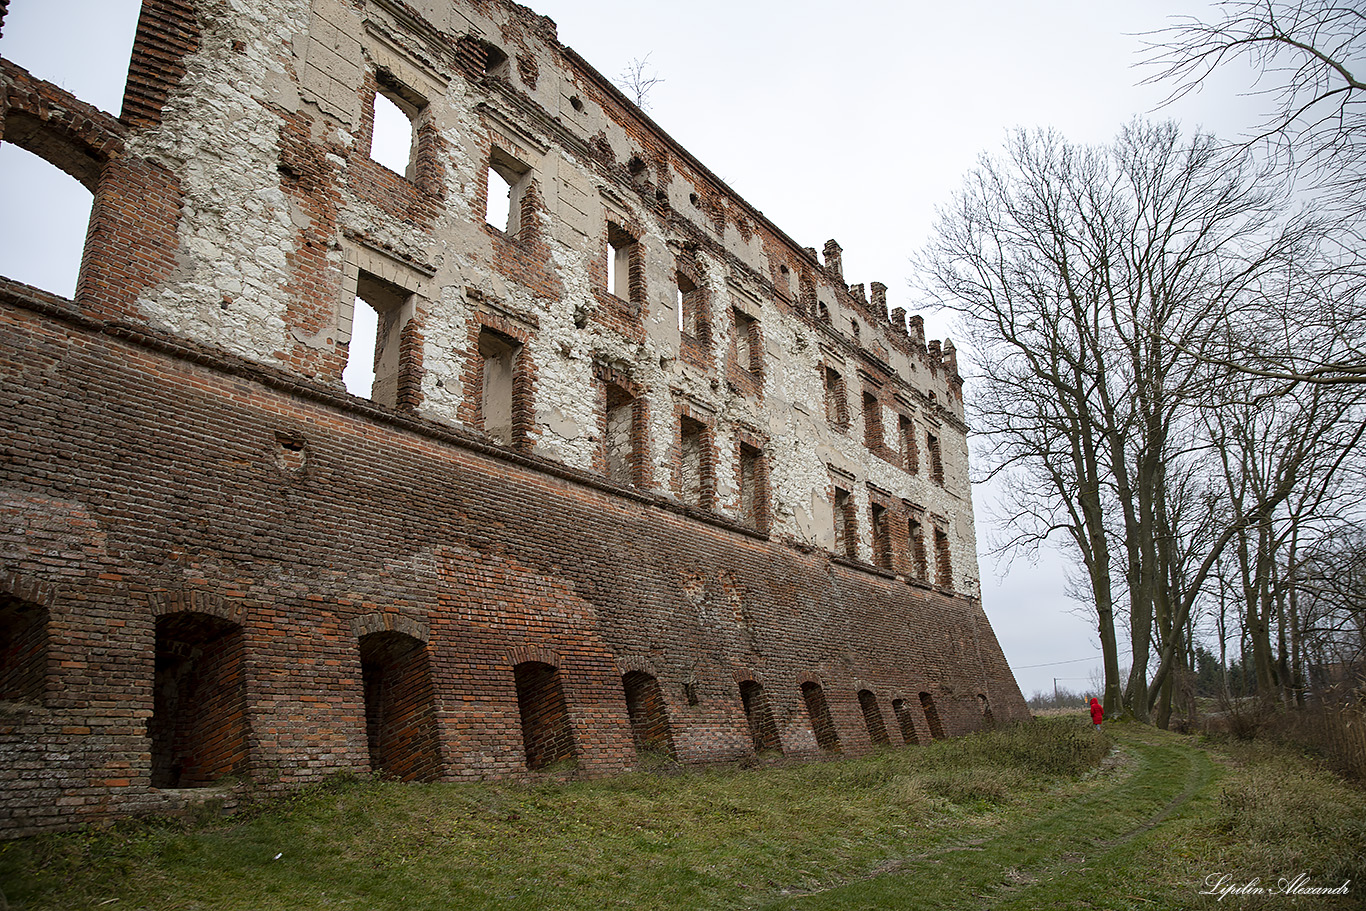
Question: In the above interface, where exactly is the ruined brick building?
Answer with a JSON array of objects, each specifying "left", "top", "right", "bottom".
[{"left": 0, "top": 0, "right": 1027, "bottom": 836}]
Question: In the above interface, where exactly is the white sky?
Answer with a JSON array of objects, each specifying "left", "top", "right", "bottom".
[{"left": 0, "top": 0, "right": 1271, "bottom": 700}]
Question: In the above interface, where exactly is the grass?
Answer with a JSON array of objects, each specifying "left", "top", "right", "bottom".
[{"left": 2, "top": 718, "right": 1363, "bottom": 910}]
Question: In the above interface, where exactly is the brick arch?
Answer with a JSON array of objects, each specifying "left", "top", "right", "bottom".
[
  {"left": 794, "top": 669, "right": 826, "bottom": 688},
  {"left": 0, "top": 570, "right": 59, "bottom": 611},
  {"left": 0, "top": 66, "right": 126, "bottom": 191},
  {"left": 507, "top": 645, "right": 560, "bottom": 669},
  {"left": 145, "top": 588, "right": 247, "bottom": 627},
  {"left": 2, "top": 56, "right": 183, "bottom": 320},
  {"left": 614, "top": 654, "right": 660, "bottom": 678},
  {"left": 350, "top": 611, "right": 429, "bottom": 644}
]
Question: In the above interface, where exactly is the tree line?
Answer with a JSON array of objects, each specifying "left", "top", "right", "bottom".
[{"left": 922, "top": 1, "right": 1366, "bottom": 726}]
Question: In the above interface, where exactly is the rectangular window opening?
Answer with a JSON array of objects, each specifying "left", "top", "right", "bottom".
[
  {"left": 863, "top": 391, "right": 882, "bottom": 451},
  {"left": 679, "top": 415, "right": 710, "bottom": 508},
  {"left": 607, "top": 222, "right": 637, "bottom": 301},
  {"left": 871, "top": 503, "right": 891, "bottom": 570},
  {"left": 479, "top": 328, "right": 521, "bottom": 446},
  {"left": 900, "top": 415, "right": 919, "bottom": 474},
  {"left": 738, "top": 442, "right": 765, "bottom": 530},
  {"left": 824, "top": 367, "right": 847, "bottom": 427},
  {"left": 604, "top": 383, "right": 640, "bottom": 486},
  {"left": 369, "top": 76, "right": 425, "bottom": 179},
  {"left": 344, "top": 272, "right": 413, "bottom": 408},
  {"left": 909, "top": 515, "right": 928, "bottom": 581},
  {"left": 934, "top": 526, "right": 953, "bottom": 590},
  {"left": 733, "top": 308, "right": 759, "bottom": 375},
  {"left": 833, "top": 486, "right": 857, "bottom": 559},
  {"left": 677, "top": 271, "right": 703, "bottom": 338},
  {"left": 927, "top": 432, "right": 944, "bottom": 485},
  {"left": 486, "top": 148, "right": 530, "bottom": 234}
]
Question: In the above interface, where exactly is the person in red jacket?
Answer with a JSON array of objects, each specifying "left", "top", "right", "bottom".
[{"left": 1089, "top": 697, "right": 1104, "bottom": 730}]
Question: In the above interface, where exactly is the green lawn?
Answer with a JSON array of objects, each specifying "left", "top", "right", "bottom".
[{"left": 3, "top": 719, "right": 1363, "bottom": 910}]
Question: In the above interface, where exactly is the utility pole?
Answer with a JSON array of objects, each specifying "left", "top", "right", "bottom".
[{"left": 1054, "top": 677, "right": 1060, "bottom": 708}]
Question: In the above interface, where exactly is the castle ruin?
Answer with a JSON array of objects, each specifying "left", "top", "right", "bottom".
[{"left": 0, "top": 0, "right": 1027, "bottom": 836}]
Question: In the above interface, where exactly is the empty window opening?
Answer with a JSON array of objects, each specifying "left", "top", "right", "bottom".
[
  {"left": 900, "top": 415, "right": 919, "bottom": 474},
  {"left": 485, "top": 148, "right": 530, "bottom": 233},
  {"left": 919, "top": 691, "right": 945, "bottom": 741},
  {"left": 732, "top": 309, "right": 760, "bottom": 375},
  {"left": 737, "top": 442, "right": 765, "bottom": 530},
  {"left": 870, "top": 503, "right": 892, "bottom": 570},
  {"left": 683, "top": 681, "right": 700, "bottom": 706},
  {"left": 359, "top": 631, "right": 441, "bottom": 782},
  {"left": 0, "top": 595, "right": 48, "bottom": 704},
  {"left": 369, "top": 86, "right": 419, "bottom": 178},
  {"left": 0, "top": 144, "right": 93, "bottom": 298},
  {"left": 343, "top": 272, "right": 414, "bottom": 407},
  {"left": 818, "top": 301, "right": 831, "bottom": 323},
  {"left": 891, "top": 698, "right": 918, "bottom": 745},
  {"left": 909, "top": 516, "right": 928, "bottom": 582},
  {"left": 150, "top": 612, "right": 250, "bottom": 788},
  {"left": 2, "top": 3, "right": 139, "bottom": 112},
  {"left": 739, "top": 680, "right": 782, "bottom": 754},
  {"left": 679, "top": 415, "right": 711, "bottom": 508},
  {"left": 823, "top": 367, "right": 847, "bottom": 427},
  {"left": 978, "top": 694, "right": 995, "bottom": 727},
  {"left": 480, "top": 39, "right": 510, "bottom": 78},
  {"left": 858, "top": 690, "right": 890, "bottom": 746},
  {"left": 863, "top": 391, "right": 882, "bottom": 450},
  {"left": 927, "top": 431, "right": 944, "bottom": 485},
  {"left": 850, "top": 319, "right": 860, "bottom": 341},
  {"left": 833, "top": 486, "right": 858, "bottom": 559},
  {"left": 606, "top": 222, "right": 637, "bottom": 301},
  {"left": 801, "top": 682, "right": 841, "bottom": 753},
  {"left": 479, "top": 328, "right": 521, "bottom": 446},
  {"left": 604, "top": 382, "right": 641, "bottom": 487},
  {"left": 677, "top": 270, "right": 705, "bottom": 339},
  {"left": 514, "top": 661, "right": 577, "bottom": 770},
  {"left": 934, "top": 526, "right": 953, "bottom": 590},
  {"left": 622, "top": 671, "right": 676, "bottom": 760}
]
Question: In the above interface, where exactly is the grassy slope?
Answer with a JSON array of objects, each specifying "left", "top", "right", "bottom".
[{"left": 2, "top": 719, "right": 1363, "bottom": 910}]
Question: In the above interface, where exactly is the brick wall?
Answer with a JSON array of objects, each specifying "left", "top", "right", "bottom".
[{"left": 0, "top": 0, "right": 1030, "bottom": 837}]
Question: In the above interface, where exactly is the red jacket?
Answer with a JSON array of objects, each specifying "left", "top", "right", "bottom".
[{"left": 1089, "top": 699, "right": 1104, "bottom": 724}]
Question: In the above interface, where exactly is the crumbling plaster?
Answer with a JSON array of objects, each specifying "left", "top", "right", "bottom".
[{"left": 114, "top": 0, "right": 980, "bottom": 592}]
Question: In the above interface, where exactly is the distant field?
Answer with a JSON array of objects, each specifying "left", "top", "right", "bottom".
[{"left": 3, "top": 719, "right": 1362, "bottom": 910}]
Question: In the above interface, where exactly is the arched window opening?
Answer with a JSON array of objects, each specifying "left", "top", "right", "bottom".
[
  {"left": 0, "top": 0, "right": 140, "bottom": 297},
  {"left": 0, "top": 595, "right": 48, "bottom": 704},
  {"left": 621, "top": 671, "right": 676, "bottom": 760},
  {"left": 919, "top": 691, "right": 945, "bottom": 741},
  {"left": 801, "top": 681, "right": 840, "bottom": 753},
  {"left": 0, "top": 143, "right": 93, "bottom": 299},
  {"left": 359, "top": 631, "right": 441, "bottom": 782},
  {"left": 514, "top": 661, "right": 576, "bottom": 770},
  {"left": 857, "top": 689, "right": 890, "bottom": 746},
  {"left": 150, "top": 612, "right": 249, "bottom": 788},
  {"left": 738, "top": 680, "right": 781, "bottom": 754},
  {"left": 891, "top": 698, "right": 918, "bottom": 745},
  {"left": 978, "top": 693, "right": 995, "bottom": 728}
]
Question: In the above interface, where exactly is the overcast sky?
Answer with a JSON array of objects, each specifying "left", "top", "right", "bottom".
[{"left": 0, "top": 1, "right": 1271, "bottom": 700}]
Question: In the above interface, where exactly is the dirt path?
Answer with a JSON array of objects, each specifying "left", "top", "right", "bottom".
[{"left": 758, "top": 726, "right": 1221, "bottom": 911}]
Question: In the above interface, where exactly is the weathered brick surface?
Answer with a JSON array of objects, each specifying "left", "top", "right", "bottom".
[{"left": 0, "top": 0, "right": 1028, "bottom": 837}]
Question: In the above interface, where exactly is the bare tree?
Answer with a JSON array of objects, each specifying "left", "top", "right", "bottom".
[
  {"left": 1146, "top": 0, "right": 1366, "bottom": 206},
  {"left": 1146, "top": 1, "right": 1366, "bottom": 387},
  {"left": 922, "top": 122, "right": 1325, "bottom": 724},
  {"left": 617, "top": 54, "right": 664, "bottom": 111}
]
